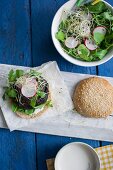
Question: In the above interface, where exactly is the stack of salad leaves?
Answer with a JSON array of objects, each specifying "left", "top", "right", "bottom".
[
  {"left": 3, "top": 69, "right": 52, "bottom": 115},
  {"left": 56, "top": 1, "right": 113, "bottom": 61}
]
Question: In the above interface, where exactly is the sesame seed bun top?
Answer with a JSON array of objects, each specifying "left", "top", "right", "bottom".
[{"left": 73, "top": 77, "right": 113, "bottom": 118}]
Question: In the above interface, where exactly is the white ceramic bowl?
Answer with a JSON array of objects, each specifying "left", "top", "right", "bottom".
[
  {"left": 55, "top": 142, "right": 100, "bottom": 170},
  {"left": 51, "top": 0, "right": 113, "bottom": 67}
]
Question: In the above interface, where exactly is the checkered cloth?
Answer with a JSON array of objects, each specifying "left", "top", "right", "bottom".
[
  {"left": 46, "top": 145, "right": 113, "bottom": 170},
  {"left": 95, "top": 145, "right": 113, "bottom": 170}
]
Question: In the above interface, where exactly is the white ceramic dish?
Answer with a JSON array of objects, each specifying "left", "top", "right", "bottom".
[
  {"left": 51, "top": 0, "right": 113, "bottom": 67},
  {"left": 55, "top": 142, "right": 100, "bottom": 170}
]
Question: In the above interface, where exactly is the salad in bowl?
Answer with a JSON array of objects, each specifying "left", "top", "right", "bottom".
[{"left": 52, "top": 0, "right": 113, "bottom": 66}]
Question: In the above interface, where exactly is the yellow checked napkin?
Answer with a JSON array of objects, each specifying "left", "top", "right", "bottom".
[
  {"left": 95, "top": 145, "right": 113, "bottom": 170},
  {"left": 46, "top": 145, "right": 113, "bottom": 170}
]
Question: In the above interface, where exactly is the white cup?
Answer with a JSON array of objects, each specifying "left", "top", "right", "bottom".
[{"left": 55, "top": 142, "right": 100, "bottom": 170}]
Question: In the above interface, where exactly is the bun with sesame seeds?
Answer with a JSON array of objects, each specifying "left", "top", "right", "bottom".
[{"left": 73, "top": 77, "right": 113, "bottom": 118}]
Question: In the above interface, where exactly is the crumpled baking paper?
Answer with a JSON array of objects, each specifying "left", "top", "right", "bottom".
[
  {"left": 59, "top": 72, "right": 113, "bottom": 130},
  {"left": 0, "top": 62, "right": 74, "bottom": 131}
]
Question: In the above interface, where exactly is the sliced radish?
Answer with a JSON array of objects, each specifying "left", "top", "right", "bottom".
[
  {"left": 93, "top": 26, "right": 106, "bottom": 36},
  {"left": 26, "top": 77, "right": 38, "bottom": 87},
  {"left": 84, "top": 39, "right": 98, "bottom": 51},
  {"left": 65, "top": 37, "right": 79, "bottom": 48},
  {"left": 21, "top": 82, "right": 37, "bottom": 98}
]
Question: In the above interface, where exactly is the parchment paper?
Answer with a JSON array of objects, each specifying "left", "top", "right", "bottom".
[
  {"left": 60, "top": 72, "right": 113, "bottom": 130},
  {"left": 0, "top": 62, "right": 74, "bottom": 131}
]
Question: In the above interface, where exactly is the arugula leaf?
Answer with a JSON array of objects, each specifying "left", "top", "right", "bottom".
[
  {"left": 102, "top": 12, "right": 113, "bottom": 21},
  {"left": 16, "top": 70, "right": 24, "bottom": 78},
  {"left": 37, "top": 91, "right": 46, "bottom": 98},
  {"left": 8, "top": 69, "right": 17, "bottom": 82},
  {"left": 87, "top": 1, "right": 106, "bottom": 14},
  {"left": 4, "top": 87, "right": 17, "bottom": 98},
  {"left": 79, "top": 55, "right": 92, "bottom": 61},
  {"left": 24, "top": 109, "right": 35, "bottom": 115},
  {"left": 30, "top": 97, "right": 37, "bottom": 108},
  {"left": 77, "top": 44, "right": 91, "bottom": 61},
  {"left": 94, "top": 49, "right": 107, "bottom": 59},
  {"left": 29, "top": 69, "right": 41, "bottom": 77},
  {"left": 17, "top": 107, "right": 35, "bottom": 115},
  {"left": 8, "top": 69, "right": 24, "bottom": 83},
  {"left": 102, "top": 33, "right": 113, "bottom": 49},
  {"left": 55, "top": 30, "right": 65, "bottom": 42},
  {"left": 16, "top": 107, "right": 35, "bottom": 115},
  {"left": 75, "top": 0, "right": 84, "bottom": 7},
  {"left": 12, "top": 103, "right": 18, "bottom": 112},
  {"left": 7, "top": 89, "right": 17, "bottom": 98},
  {"left": 94, "top": 32, "right": 105, "bottom": 44}
]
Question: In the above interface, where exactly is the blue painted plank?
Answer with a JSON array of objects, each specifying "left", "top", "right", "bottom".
[
  {"left": 31, "top": 1, "right": 99, "bottom": 170},
  {"left": 0, "top": 129, "right": 36, "bottom": 170},
  {"left": 98, "top": 0, "right": 113, "bottom": 147},
  {"left": 0, "top": 0, "right": 32, "bottom": 66},
  {"left": 0, "top": 1, "right": 37, "bottom": 170}
]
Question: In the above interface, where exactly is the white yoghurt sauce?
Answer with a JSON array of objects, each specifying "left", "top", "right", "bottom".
[
  {"left": 33, "top": 107, "right": 44, "bottom": 115},
  {"left": 55, "top": 143, "right": 99, "bottom": 170}
]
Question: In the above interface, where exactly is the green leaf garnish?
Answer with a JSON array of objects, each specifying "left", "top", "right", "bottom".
[
  {"left": 30, "top": 97, "right": 37, "bottom": 108},
  {"left": 37, "top": 91, "right": 46, "bottom": 98},
  {"left": 7, "top": 89, "right": 17, "bottom": 98},
  {"left": 77, "top": 44, "right": 91, "bottom": 61},
  {"left": 29, "top": 69, "right": 41, "bottom": 77},
  {"left": 24, "top": 109, "right": 35, "bottom": 115},
  {"left": 94, "top": 49, "right": 108, "bottom": 59},
  {"left": 102, "top": 12, "right": 113, "bottom": 21},
  {"left": 94, "top": 32, "right": 105, "bottom": 45},
  {"left": 4, "top": 87, "right": 17, "bottom": 98},
  {"left": 12, "top": 103, "right": 18, "bottom": 112},
  {"left": 88, "top": 1, "right": 106, "bottom": 14},
  {"left": 16, "top": 70, "right": 24, "bottom": 78},
  {"left": 8, "top": 69, "right": 24, "bottom": 83},
  {"left": 75, "top": 0, "right": 84, "bottom": 7},
  {"left": 8, "top": 69, "right": 17, "bottom": 82},
  {"left": 55, "top": 30, "right": 65, "bottom": 42}
]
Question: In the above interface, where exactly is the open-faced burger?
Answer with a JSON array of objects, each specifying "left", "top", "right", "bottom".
[{"left": 3, "top": 69, "right": 52, "bottom": 119}]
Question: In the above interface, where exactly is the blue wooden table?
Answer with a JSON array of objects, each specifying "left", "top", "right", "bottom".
[{"left": 0, "top": 0, "right": 113, "bottom": 170}]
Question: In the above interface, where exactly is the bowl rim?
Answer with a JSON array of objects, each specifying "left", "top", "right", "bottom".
[
  {"left": 51, "top": 0, "right": 113, "bottom": 67},
  {"left": 54, "top": 142, "right": 100, "bottom": 170}
]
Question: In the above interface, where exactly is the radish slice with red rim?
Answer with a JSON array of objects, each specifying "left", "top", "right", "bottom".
[
  {"left": 65, "top": 37, "right": 79, "bottom": 48},
  {"left": 21, "top": 83, "right": 37, "bottom": 98},
  {"left": 93, "top": 26, "right": 106, "bottom": 35},
  {"left": 26, "top": 77, "right": 38, "bottom": 87},
  {"left": 84, "top": 39, "right": 98, "bottom": 51}
]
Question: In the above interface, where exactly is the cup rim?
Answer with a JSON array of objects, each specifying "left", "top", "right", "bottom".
[{"left": 54, "top": 142, "right": 100, "bottom": 170}]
